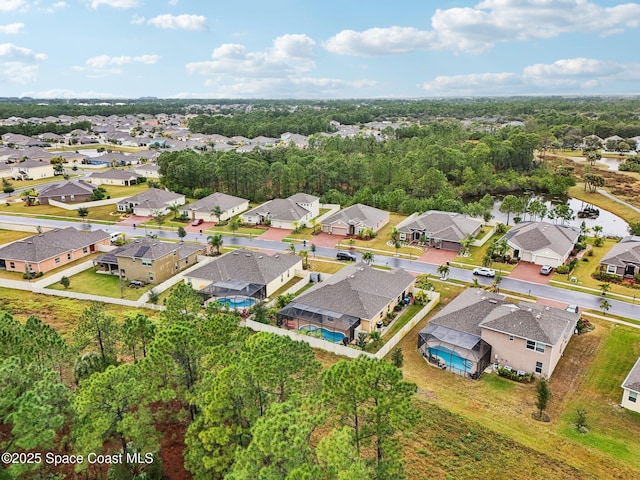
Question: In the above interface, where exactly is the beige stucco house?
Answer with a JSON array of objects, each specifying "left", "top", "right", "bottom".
[
  {"left": 396, "top": 211, "right": 483, "bottom": 250},
  {"left": 241, "top": 193, "right": 319, "bottom": 230},
  {"left": 94, "top": 238, "right": 204, "bottom": 284},
  {"left": 320, "top": 203, "right": 389, "bottom": 236},
  {"left": 277, "top": 263, "right": 416, "bottom": 343},
  {"left": 0, "top": 227, "right": 110, "bottom": 274},
  {"left": 621, "top": 357, "right": 640, "bottom": 412},
  {"left": 86, "top": 169, "right": 142, "bottom": 186},
  {"left": 599, "top": 236, "right": 640, "bottom": 279},
  {"left": 181, "top": 192, "right": 249, "bottom": 222},
  {"left": 116, "top": 188, "right": 185, "bottom": 217},
  {"left": 418, "top": 289, "right": 578, "bottom": 379},
  {"left": 10, "top": 160, "right": 55, "bottom": 180},
  {"left": 504, "top": 221, "right": 580, "bottom": 267}
]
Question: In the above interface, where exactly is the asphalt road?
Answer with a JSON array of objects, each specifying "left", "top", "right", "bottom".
[{"left": 2, "top": 214, "right": 638, "bottom": 321}]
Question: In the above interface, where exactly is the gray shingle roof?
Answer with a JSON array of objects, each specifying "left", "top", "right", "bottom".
[
  {"left": 622, "top": 357, "right": 640, "bottom": 393},
  {"left": 188, "top": 249, "right": 301, "bottom": 285},
  {"left": 96, "top": 238, "right": 203, "bottom": 263},
  {"left": 116, "top": 188, "right": 183, "bottom": 210},
  {"left": 0, "top": 227, "right": 109, "bottom": 262},
  {"left": 396, "top": 211, "right": 482, "bottom": 242},
  {"left": 185, "top": 192, "right": 248, "bottom": 214},
  {"left": 428, "top": 288, "right": 578, "bottom": 345},
  {"left": 601, "top": 236, "right": 640, "bottom": 268},
  {"left": 88, "top": 170, "right": 141, "bottom": 180},
  {"left": 322, "top": 203, "right": 388, "bottom": 230},
  {"left": 245, "top": 198, "right": 310, "bottom": 222},
  {"left": 292, "top": 263, "right": 415, "bottom": 320},
  {"left": 504, "top": 222, "right": 580, "bottom": 257},
  {"left": 38, "top": 180, "right": 96, "bottom": 198}
]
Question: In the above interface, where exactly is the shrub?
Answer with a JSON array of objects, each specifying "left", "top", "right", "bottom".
[
  {"left": 582, "top": 257, "right": 589, "bottom": 262},
  {"left": 556, "top": 265, "right": 570, "bottom": 274},
  {"left": 497, "top": 367, "right": 535, "bottom": 383}
]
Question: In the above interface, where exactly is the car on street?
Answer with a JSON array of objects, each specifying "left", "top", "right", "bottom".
[
  {"left": 473, "top": 267, "right": 496, "bottom": 277},
  {"left": 540, "top": 265, "right": 553, "bottom": 275},
  {"left": 191, "top": 218, "right": 204, "bottom": 226},
  {"left": 336, "top": 251, "right": 357, "bottom": 261}
]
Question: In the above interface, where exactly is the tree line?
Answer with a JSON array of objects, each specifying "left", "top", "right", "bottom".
[{"left": 0, "top": 284, "right": 417, "bottom": 479}]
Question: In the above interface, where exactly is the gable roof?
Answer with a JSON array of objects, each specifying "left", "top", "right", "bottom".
[
  {"left": 322, "top": 203, "right": 388, "bottom": 229},
  {"left": 185, "top": 192, "right": 248, "bottom": 214},
  {"left": 245, "top": 198, "right": 312, "bottom": 222},
  {"left": 287, "top": 192, "right": 318, "bottom": 204},
  {"left": 292, "top": 263, "right": 415, "bottom": 320},
  {"left": 116, "top": 188, "right": 183, "bottom": 209},
  {"left": 96, "top": 238, "right": 203, "bottom": 264},
  {"left": 188, "top": 248, "right": 301, "bottom": 285},
  {"left": 622, "top": 357, "right": 640, "bottom": 393},
  {"left": 601, "top": 236, "right": 640, "bottom": 267},
  {"left": 504, "top": 222, "right": 580, "bottom": 257},
  {"left": 88, "top": 169, "right": 141, "bottom": 180},
  {"left": 0, "top": 227, "right": 109, "bottom": 262},
  {"left": 396, "top": 210, "right": 482, "bottom": 242},
  {"left": 38, "top": 180, "right": 96, "bottom": 198}
]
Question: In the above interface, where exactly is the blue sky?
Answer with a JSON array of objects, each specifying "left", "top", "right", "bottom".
[{"left": 1, "top": 0, "right": 639, "bottom": 99}]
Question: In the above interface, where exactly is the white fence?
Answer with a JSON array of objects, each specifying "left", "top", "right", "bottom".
[{"left": 47, "top": 196, "right": 128, "bottom": 210}]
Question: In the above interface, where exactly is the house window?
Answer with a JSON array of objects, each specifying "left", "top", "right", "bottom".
[
  {"left": 526, "top": 340, "right": 545, "bottom": 353},
  {"left": 67, "top": 253, "right": 72, "bottom": 260},
  {"left": 629, "top": 391, "right": 638, "bottom": 403},
  {"left": 535, "top": 361, "right": 543, "bottom": 374},
  {"left": 509, "top": 335, "right": 514, "bottom": 342},
  {"left": 9, "top": 262, "right": 15, "bottom": 268},
  {"left": 55, "top": 257, "right": 60, "bottom": 264},
  {"left": 82, "top": 247, "right": 88, "bottom": 253},
  {"left": 141, "top": 259, "right": 152, "bottom": 266},
  {"left": 606, "top": 265, "right": 617, "bottom": 274},
  {"left": 175, "top": 263, "right": 179, "bottom": 270},
  {"left": 61, "top": 195, "right": 65, "bottom": 201},
  {"left": 148, "top": 272, "right": 154, "bottom": 281}
]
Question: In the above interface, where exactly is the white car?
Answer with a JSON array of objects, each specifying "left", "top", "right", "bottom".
[{"left": 473, "top": 267, "right": 496, "bottom": 277}]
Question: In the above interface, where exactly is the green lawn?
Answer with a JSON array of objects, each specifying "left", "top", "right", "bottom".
[
  {"left": 381, "top": 302, "right": 423, "bottom": 342},
  {"left": 0, "top": 229, "right": 33, "bottom": 246},
  {"left": 451, "top": 230, "right": 516, "bottom": 273},
  {"left": 46, "top": 268, "right": 153, "bottom": 301},
  {"left": 0, "top": 253, "right": 103, "bottom": 281}
]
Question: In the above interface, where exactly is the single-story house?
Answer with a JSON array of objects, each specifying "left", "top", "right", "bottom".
[
  {"left": 418, "top": 289, "right": 578, "bottom": 379},
  {"left": 0, "top": 227, "right": 110, "bottom": 274},
  {"left": 37, "top": 180, "right": 97, "bottom": 205},
  {"left": 181, "top": 192, "right": 249, "bottom": 223},
  {"left": 10, "top": 160, "right": 55, "bottom": 180},
  {"left": 184, "top": 248, "right": 302, "bottom": 302},
  {"left": 395, "top": 211, "right": 483, "bottom": 250},
  {"left": 133, "top": 164, "right": 162, "bottom": 179},
  {"left": 94, "top": 238, "right": 205, "bottom": 285},
  {"left": 277, "top": 263, "right": 416, "bottom": 343},
  {"left": 241, "top": 193, "right": 319, "bottom": 230},
  {"left": 86, "top": 169, "right": 142, "bottom": 186},
  {"left": 116, "top": 188, "right": 185, "bottom": 217},
  {"left": 503, "top": 221, "right": 580, "bottom": 267},
  {"left": 320, "top": 203, "right": 389, "bottom": 236},
  {"left": 600, "top": 236, "right": 640, "bottom": 279},
  {"left": 621, "top": 357, "right": 640, "bottom": 413}
]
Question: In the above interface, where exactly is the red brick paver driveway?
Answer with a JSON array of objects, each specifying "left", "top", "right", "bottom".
[
  {"left": 257, "top": 227, "right": 293, "bottom": 241},
  {"left": 509, "top": 261, "right": 551, "bottom": 284},
  {"left": 115, "top": 215, "right": 148, "bottom": 227},
  {"left": 307, "top": 232, "right": 343, "bottom": 248},
  {"left": 418, "top": 248, "right": 458, "bottom": 265}
]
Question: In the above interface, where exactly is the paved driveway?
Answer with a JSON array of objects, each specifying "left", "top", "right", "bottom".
[
  {"left": 115, "top": 215, "right": 148, "bottom": 227},
  {"left": 418, "top": 248, "right": 458, "bottom": 265},
  {"left": 307, "top": 232, "right": 342, "bottom": 248},
  {"left": 509, "top": 261, "right": 550, "bottom": 284},
  {"left": 257, "top": 227, "right": 293, "bottom": 241}
]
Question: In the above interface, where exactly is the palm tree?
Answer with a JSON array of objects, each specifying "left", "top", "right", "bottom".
[
  {"left": 177, "top": 226, "right": 187, "bottom": 241},
  {"left": 207, "top": 234, "right": 223, "bottom": 255},
  {"left": 298, "top": 249, "right": 309, "bottom": 268},
  {"left": 310, "top": 219, "right": 319, "bottom": 234},
  {"left": 460, "top": 233, "right": 475, "bottom": 256},
  {"left": 390, "top": 226, "right": 399, "bottom": 243},
  {"left": 437, "top": 264, "right": 450, "bottom": 280},
  {"left": 210, "top": 205, "right": 223, "bottom": 224},
  {"left": 362, "top": 251, "right": 375, "bottom": 265},
  {"left": 287, "top": 242, "right": 296, "bottom": 255},
  {"left": 489, "top": 273, "right": 503, "bottom": 294},
  {"left": 229, "top": 217, "right": 241, "bottom": 235},
  {"left": 592, "top": 225, "right": 603, "bottom": 238},
  {"left": 310, "top": 243, "right": 316, "bottom": 258},
  {"left": 394, "top": 241, "right": 401, "bottom": 257},
  {"left": 152, "top": 210, "right": 167, "bottom": 229},
  {"left": 600, "top": 299, "right": 611, "bottom": 315},
  {"left": 599, "top": 282, "right": 610, "bottom": 296},
  {"left": 77, "top": 207, "right": 89, "bottom": 219},
  {"left": 167, "top": 202, "right": 181, "bottom": 220}
]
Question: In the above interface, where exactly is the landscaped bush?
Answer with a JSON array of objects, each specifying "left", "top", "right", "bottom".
[
  {"left": 582, "top": 257, "right": 589, "bottom": 262},
  {"left": 576, "top": 318, "right": 594, "bottom": 334},
  {"left": 497, "top": 367, "right": 535, "bottom": 383},
  {"left": 556, "top": 265, "right": 570, "bottom": 274}
]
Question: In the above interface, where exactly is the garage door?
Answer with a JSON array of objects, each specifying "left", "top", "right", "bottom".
[
  {"left": 534, "top": 255, "right": 561, "bottom": 267},
  {"left": 331, "top": 225, "right": 349, "bottom": 236}
]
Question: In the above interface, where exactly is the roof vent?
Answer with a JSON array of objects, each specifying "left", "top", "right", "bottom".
[
  {"left": 536, "top": 314, "right": 541, "bottom": 319},
  {"left": 258, "top": 256, "right": 263, "bottom": 259},
  {"left": 274, "top": 254, "right": 279, "bottom": 258},
  {"left": 528, "top": 308, "right": 533, "bottom": 312},
  {"left": 350, "top": 275, "right": 356, "bottom": 278},
  {"left": 232, "top": 252, "right": 239, "bottom": 255},
  {"left": 545, "top": 306, "right": 550, "bottom": 310},
  {"left": 488, "top": 299, "right": 498, "bottom": 304},
  {"left": 245, "top": 254, "right": 251, "bottom": 257}
]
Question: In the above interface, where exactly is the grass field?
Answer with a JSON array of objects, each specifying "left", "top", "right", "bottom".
[
  {"left": 0, "top": 229, "right": 33, "bottom": 245},
  {"left": 46, "top": 267, "right": 153, "bottom": 301},
  {"left": 568, "top": 185, "right": 640, "bottom": 225},
  {"left": 452, "top": 230, "right": 515, "bottom": 273}
]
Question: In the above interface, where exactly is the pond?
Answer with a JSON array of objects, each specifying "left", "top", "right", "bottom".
[{"left": 490, "top": 193, "right": 629, "bottom": 237}]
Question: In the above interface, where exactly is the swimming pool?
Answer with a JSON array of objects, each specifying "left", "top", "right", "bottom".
[
  {"left": 428, "top": 346, "right": 473, "bottom": 372},
  {"left": 299, "top": 325, "right": 346, "bottom": 343},
  {"left": 217, "top": 297, "right": 256, "bottom": 309}
]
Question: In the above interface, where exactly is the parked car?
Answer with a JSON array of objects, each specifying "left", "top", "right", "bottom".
[
  {"left": 540, "top": 265, "right": 553, "bottom": 275},
  {"left": 191, "top": 218, "right": 204, "bottom": 226},
  {"left": 472, "top": 267, "right": 496, "bottom": 277},
  {"left": 566, "top": 304, "right": 579, "bottom": 313},
  {"left": 129, "top": 280, "right": 144, "bottom": 288},
  {"left": 336, "top": 251, "right": 357, "bottom": 261}
]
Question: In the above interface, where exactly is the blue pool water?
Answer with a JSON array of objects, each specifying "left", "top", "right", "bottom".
[
  {"left": 428, "top": 346, "right": 473, "bottom": 372},
  {"left": 217, "top": 297, "right": 255, "bottom": 309},
  {"left": 299, "top": 325, "right": 346, "bottom": 343}
]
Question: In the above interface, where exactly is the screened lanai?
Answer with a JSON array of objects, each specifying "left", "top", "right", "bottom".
[
  {"left": 276, "top": 302, "right": 360, "bottom": 343},
  {"left": 418, "top": 323, "right": 492, "bottom": 380},
  {"left": 198, "top": 279, "right": 266, "bottom": 303}
]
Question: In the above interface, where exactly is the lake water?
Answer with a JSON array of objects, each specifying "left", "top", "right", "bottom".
[{"left": 490, "top": 194, "right": 629, "bottom": 237}]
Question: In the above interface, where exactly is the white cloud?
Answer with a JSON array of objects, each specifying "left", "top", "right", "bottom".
[
  {"left": 148, "top": 14, "right": 207, "bottom": 31},
  {"left": 21, "top": 88, "right": 125, "bottom": 98},
  {"left": 37, "top": 1, "right": 67, "bottom": 13},
  {"left": 422, "top": 58, "right": 640, "bottom": 95},
  {"left": 323, "top": 26, "right": 434, "bottom": 56},
  {"left": 89, "top": 0, "right": 139, "bottom": 9},
  {"left": 74, "top": 53, "right": 159, "bottom": 76},
  {"left": 186, "top": 34, "right": 316, "bottom": 78},
  {"left": 0, "top": 23, "right": 25, "bottom": 34},
  {"left": 130, "top": 14, "right": 145, "bottom": 25},
  {"left": 0, "top": 0, "right": 27, "bottom": 11},
  {"left": 168, "top": 0, "right": 179, "bottom": 4},
  {"left": 325, "top": 0, "right": 640, "bottom": 55},
  {"left": 0, "top": 43, "right": 46, "bottom": 85}
]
